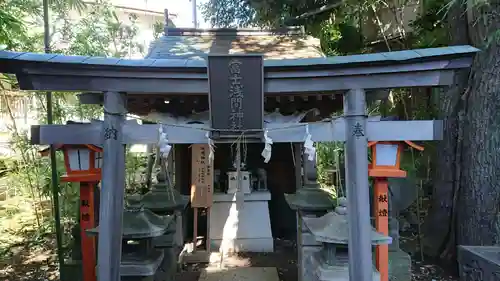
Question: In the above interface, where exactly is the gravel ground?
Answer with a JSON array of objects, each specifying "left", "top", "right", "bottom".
[
  {"left": 176, "top": 237, "right": 458, "bottom": 281},
  {"left": 0, "top": 231, "right": 457, "bottom": 281},
  {"left": 176, "top": 238, "right": 297, "bottom": 281}
]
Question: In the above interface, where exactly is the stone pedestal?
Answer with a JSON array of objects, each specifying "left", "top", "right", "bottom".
[
  {"left": 127, "top": 182, "right": 189, "bottom": 281},
  {"left": 154, "top": 247, "right": 175, "bottom": 281},
  {"left": 386, "top": 218, "right": 411, "bottom": 281},
  {"left": 209, "top": 191, "right": 273, "bottom": 252},
  {"left": 306, "top": 252, "right": 381, "bottom": 281},
  {"left": 298, "top": 211, "right": 325, "bottom": 277},
  {"left": 61, "top": 259, "right": 82, "bottom": 281},
  {"left": 174, "top": 210, "right": 183, "bottom": 248},
  {"left": 458, "top": 246, "right": 500, "bottom": 281},
  {"left": 153, "top": 231, "right": 176, "bottom": 281},
  {"left": 388, "top": 218, "right": 400, "bottom": 251},
  {"left": 89, "top": 207, "right": 172, "bottom": 281},
  {"left": 302, "top": 201, "right": 392, "bottom": 281},
  {"left": 388, "top": 249, "right": 411, "bottom": 281},
  {"left": 120, "top": 250, "right": 164, "bottom": 277},
  {"left": 285, "top": 187, "right": 335, "bottom": 281}
]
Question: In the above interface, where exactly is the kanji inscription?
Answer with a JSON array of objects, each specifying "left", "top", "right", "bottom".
[
  {"left": 208, "top": 55, "right": 263, "bottom": 138},
  {"left": 104, "top": 126, "right": 118, "bottom": 140},
  {"left": 378, "top": 194, "right": 388, "bottom": 203},
  {"left": 190, "top": 144, "right": 214, "bottom": 207},
  {"left": 378, "top": 209, "right": 388, "bottom": 217},
  {"left": 81, "top": 213, "right": 90, "bottom": 222},
  {"left": 352, "top": 122, "right": 365, "bottom": 139}
]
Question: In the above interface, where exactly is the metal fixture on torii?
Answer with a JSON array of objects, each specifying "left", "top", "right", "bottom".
[{"left": 0, "top": 42, "right": 478, "bottom": 281}]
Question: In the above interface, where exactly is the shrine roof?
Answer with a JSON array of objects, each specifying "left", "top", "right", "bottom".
[
  {"left": 146, "top": 27, "right": 324, "bottom": 60},
  {"left": 0, "top": 45, "right": 478, "bottom": 72},
  {"left": 0, "top": 42, "right": 479, "bottom": 96}
]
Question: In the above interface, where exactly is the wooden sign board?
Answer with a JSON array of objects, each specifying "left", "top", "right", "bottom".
[{"left": 190, "top": 144, "right": 214, "bottom": 207}]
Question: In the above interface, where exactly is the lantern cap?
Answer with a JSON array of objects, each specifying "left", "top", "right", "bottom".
[
  {"left": 285, "top": 186, "right": 336, "bottom": 211},
  {"left": 152, "top": 228, "right": 176, "bottom": 247},
  {"left": 39, "top": 143, "right": 102, "bottom": 157},
  {"left": 87, "top": 207, "right": 173, "bottom": 239},
  {"left": 303, "top": 198, "right": 392, "bottom": 245},
  {"left": 128, "top": 183, "right": 189, "bottom": 212},
  {"left": 368, "top": 140, "right": 424, "bottom": 151}
]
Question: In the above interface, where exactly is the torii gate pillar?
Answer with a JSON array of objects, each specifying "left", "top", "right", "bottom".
[
  {"left": 97, "top": 91, "right": 127, "bottom": 281},
  {"left": 344, "top": 89, "right": 373, "bottom": 281}
]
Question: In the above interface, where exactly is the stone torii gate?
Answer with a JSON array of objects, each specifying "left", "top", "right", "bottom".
[{"left": 0, "top": 44, "right": 478, "bottom": 281}]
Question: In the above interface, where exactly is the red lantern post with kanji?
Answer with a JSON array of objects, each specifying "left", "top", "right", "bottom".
[
  {"left": 368, "top": 140, "right": 424, "bottom": 281},
  {"left": 41, "top": 144, "right": 102, "bottom": 281}
]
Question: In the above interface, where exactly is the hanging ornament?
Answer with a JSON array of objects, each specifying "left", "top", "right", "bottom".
[
  {"left": 205, "top": 132, "right": 215, "bottom": 163},
  {"left": 158, "top": 125, "right": 172, "bottom": 161},
  {"left": 261, "top": 130, "right": 273, "bottom": 163},
  {"left": 304, "top": 124, "right": 316, "bottom": 161}
]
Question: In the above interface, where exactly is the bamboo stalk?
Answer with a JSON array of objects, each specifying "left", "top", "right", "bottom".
[
  {"left": 43, "top": 0, "right": 65, "bottom": 272},
  {"left": 417, "top": 179, "right": 424, "bottom": 261}
]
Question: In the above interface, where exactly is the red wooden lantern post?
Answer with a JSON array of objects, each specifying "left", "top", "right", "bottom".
[
  {"left": 41, "top": 144, "right": 102, "bottom": 281},
  {"left": 368, "top": 140, "right": 424, "bottom": 281}
]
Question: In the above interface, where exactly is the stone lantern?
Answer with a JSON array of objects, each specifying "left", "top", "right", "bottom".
[
  {"left": 303, "top": 198, "right": 392, "bottom": 281},
  {"left": 88, "top": 206, "right": 173, "bottom": 281},
  {"left": 127, "top": 172, "right": 189, "bottom": 281},
  {"left": 285, "top": 183, "right": 336, "bottom": 281}
]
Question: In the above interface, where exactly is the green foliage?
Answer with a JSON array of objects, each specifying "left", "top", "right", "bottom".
[
  {"left": 318, "top": 22, "right": 364, "bottom": 55},
  {"left": 125, "top": 149, "right": 148, "bottom": 192},
  {"left": 0, "top": 0, "right": 147, "bottom": 258},
  {"left": 153, "top": 21, "right": 166, "bottom": 39},
  {"left": 62, "top": 0, "right": 143, "bottom": 57},
  {"left": 200, "top": 0, "right": 454, "bottom": 55},
  {"left": 49, "top": 0, "right": 87, "bottom": 14},
  {"left": 200, "top": 0, "right": 364, "bottom": 55},
  {"left": 201, "top": 0, "right": 256, "bottom": 27},
  {"left": 201, "top": 0, "right": 335, "bottom": 28},
  {"left": 0, "top": 0, "right": 43, "bottom": 51},
  {"left": 0, "top": 9, "right": 25, "bottom": 48},
  {"left": 409, "top": 0, "right": 450, "bottom": 48},
  {"left": 316, "top": 142, "right": 344, "bottom": 184}
]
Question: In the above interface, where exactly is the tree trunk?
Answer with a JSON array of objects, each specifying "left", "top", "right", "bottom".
[
  {"left": 457, "top": 41, "right": 500, "bottom": 246},
  {"left": 422, "top": 0, "right": 470, "bottom": 259},
  {"left": 424, "top": 0, "right": 500, "bottom": 262}
]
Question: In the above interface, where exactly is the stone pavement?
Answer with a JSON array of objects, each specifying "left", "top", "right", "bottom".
[
  {"left": 176, "top": 239, "right": 297, "bottom": 281},
  {"left": 198, "top": 267, "right": 280, "bottom": 281}
]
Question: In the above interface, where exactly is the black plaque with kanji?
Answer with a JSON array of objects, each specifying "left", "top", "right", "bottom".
[{"left": 208, "top": 55, "right": 264, "bottom": 139}]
